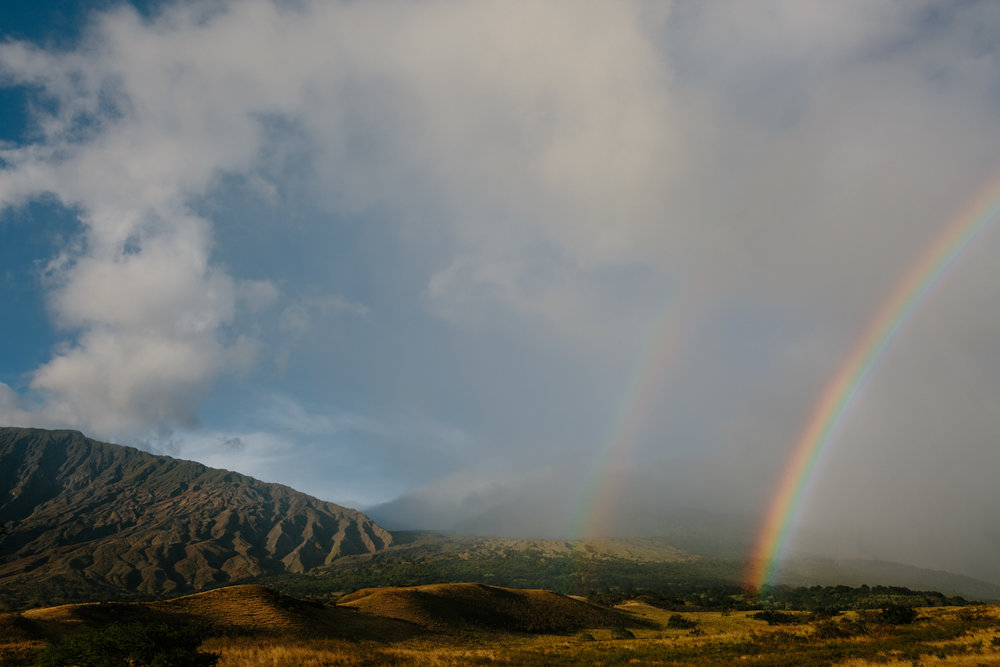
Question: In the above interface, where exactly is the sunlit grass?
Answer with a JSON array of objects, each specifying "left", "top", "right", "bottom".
[
  {"left": 198, "top": 606, "right": 1000, "bottom": 666},
  {"left": 0, "top": 639, "right": 44, "bottom": 666},
  {"left": 6, "top": 585, "right": 1000, "bottom": 666},
  {"left": 195, "top": 606, "right": 1000, "bottom": 667},
  {"left": 208, "top": 638, "right": 516, "bottom": 666}
]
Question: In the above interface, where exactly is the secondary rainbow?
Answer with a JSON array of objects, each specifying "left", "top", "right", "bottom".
[
  {"left": 746, "top": 173, "right": 1000, "bottom": 592},
  {"left": 573, "top": 295, "right": 690, "bottom": 540}
]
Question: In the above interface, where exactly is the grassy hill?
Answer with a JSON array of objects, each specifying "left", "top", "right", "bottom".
[
  {"left": 338, "top": 582, "right": 650, "bottom": 633},
  {"left": 4, "top": 583, "right": 1000, "bottom": 666},
  {"left": 17, "top": 584, "right": 420, "bottom": 642}
]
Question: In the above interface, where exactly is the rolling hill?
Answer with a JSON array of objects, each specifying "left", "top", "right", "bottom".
[
  {"left": 338, "top": 582, "right": 650, "bottom": 633},
  {"left": 11, "top": 584, "right": 421, "bottom": 643},
  {"left": 5, "top": 582, "right": 1000, "bottom": 667},
  {"left": 0, "top": 427, "right": 391, "bottom": 610},
  {"left": 2, "top": 582, "right": 645, "bottom": 647},
  {"left": 253, "top": 531, "right": 1000, "bottom": 604}
]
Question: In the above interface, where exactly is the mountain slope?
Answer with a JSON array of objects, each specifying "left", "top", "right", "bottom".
[
  {"left": 17, "top": 584, "right": 421, "bottom": 641},
  {"left": 0, "top": 427, "right": 391, "bottom": 610},
  {"left": 254, "top": 531, "right": 1000, "bottom": 604}
]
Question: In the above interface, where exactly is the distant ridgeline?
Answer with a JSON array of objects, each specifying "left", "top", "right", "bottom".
[
  {"left": 590, "top": 584, "right": 974, "bottom": 614},
  {"left": 250, "top": 533, "right": 1000, "bottom": 606},
  {"left": 0, "top": 427, "right": 391, "bottom": 610},
  {"left": 2, "top": 428, "right": 998, "bottom": 612}
]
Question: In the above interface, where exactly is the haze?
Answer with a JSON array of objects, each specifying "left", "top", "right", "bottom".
[{"left": 2, "top": 0, "right": 1000, "bottom": 585}]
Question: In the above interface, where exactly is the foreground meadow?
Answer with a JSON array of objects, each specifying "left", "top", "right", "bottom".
[
  {"left": 4, "top": 585, "right": 1000, "bottom": 666},
  {"left": 207, "top": 603, "right": 1000, "bottom": 666}
]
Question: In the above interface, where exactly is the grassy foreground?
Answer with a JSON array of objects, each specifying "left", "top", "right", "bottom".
[
  {"left": 3, "top": 584, "right": 1000, "bottom": 665},
  {"left": 202, "top": 604, "right": 1000, "bottom": 666}
]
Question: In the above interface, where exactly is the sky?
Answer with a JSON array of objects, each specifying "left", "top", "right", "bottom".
[{"left": 3, "top": 0, "right": 1000, "bottom": 583}]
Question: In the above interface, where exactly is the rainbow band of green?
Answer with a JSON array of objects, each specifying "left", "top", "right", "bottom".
[
  {"left": 573, "top": 272, "right": 709, "bottom": 540},
  {"left": 572, "top": 306, "right": 685, "bottom": 540},
  {"left": 746, "top": 174, "right": 1000, "bottom": 592}
]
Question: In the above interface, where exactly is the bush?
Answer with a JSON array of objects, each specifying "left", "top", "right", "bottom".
[
  {"left": 752, "top": 610, "right": 799, "bottom": 626},
  {"left": 808, "top": 607, "right": 842, "bottom": 620},
  {"left": 957, "top": 607, "right": 986, "bottom": 622},
  {"left": 666, "top": 614, "right": 699, "bottom": 629},
  {"left": 814, "top": 617, "right": 863, "bottom": 639},
  {"left": 37, "top": 621, "right": 218, "bottom": 667},
  {"left": 878, "top": 604, "right": 918, "bottom": 625},
  {"left": 609, "top": 626, "right": 635, "bottom": 639}
]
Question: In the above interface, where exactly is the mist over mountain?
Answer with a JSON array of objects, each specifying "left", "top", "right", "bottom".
[
  {"left": 0, "top": 427, "right": 390, "bottom": 609},
  {"left": 367, "top": 485, "right": 756, "bottom": 561},
  {"left": 3, "top": 425, "right": 1000, "bottom": 613},
  {"left": 365, "top": 462, "right": 1000, "bottom": 589}
]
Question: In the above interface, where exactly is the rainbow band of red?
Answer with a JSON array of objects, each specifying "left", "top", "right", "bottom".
[
  {"left": 573, "top": 308, "right": 686, "bottom": 540},
  {"left": 572, "top": 277, "right": 709, "bottom": 541},
  {"left": 746, "top": 173, "right": 1000, "bottom": 592}
]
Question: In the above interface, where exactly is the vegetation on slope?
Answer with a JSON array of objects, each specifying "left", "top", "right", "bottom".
[
  {"left": 36, "top": 622, "right": 219, "bottom": 667},
  {"left": 251, "top": 532, "right": 740, "bottom": 600},
  {"left": 5, "top": 584, "right": 1000, "bottom": 666},
  {"left": 338, "top": 582, "right": 651, "bottom": 633},
  {"left": 201, "top": 603, "right": 1000, "bottom": 666},
  {"left": 0, "top": 428, "right": 391, "bottom": 610},
  {"left": 249, "top": 532, "right": 988, "bottom": 618},
  {"left": 591, "top": 583, "right": 972, "bottom": 614}
]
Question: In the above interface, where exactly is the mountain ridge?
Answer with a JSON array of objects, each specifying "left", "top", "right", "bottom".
[
  {"left": 4, "top": 426, "right": 999, "bottom": 612},
  {"left": 0, "top": 427, "right": 391, "bottom": 610}
]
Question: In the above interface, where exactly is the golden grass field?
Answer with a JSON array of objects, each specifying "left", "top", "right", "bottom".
[{"left": 3, "top": 584, "right": 1000, "bottom": 666}]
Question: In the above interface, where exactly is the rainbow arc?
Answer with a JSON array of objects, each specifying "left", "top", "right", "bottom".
[{"left": 746, "top": 172, "right": 1000, "bottom": 592}]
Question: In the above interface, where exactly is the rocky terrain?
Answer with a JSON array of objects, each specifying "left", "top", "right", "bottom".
[{"left": 0, "top": 427, "right": 391, "bottom": 609}]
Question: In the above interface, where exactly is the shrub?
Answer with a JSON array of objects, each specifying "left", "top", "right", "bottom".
[
  {"left": 609, "top": 626, "right": 635, "bottom": 639},
  {"left": 666, "top": 614, "right": 699, "bottom": 629},
  {"left": 752, "top": 610, "right": 799, "bottom": 625},
  {"left": 814, "top": 617, "right": 862, "bottom": 639},
  {"left": 808, "top": 607, "right": 842, "bottom": 620},
  {"left": 957, "top": 607, "right": 987, "bottom": 622},
  {"left": 878, "top": 604, "right": 918, "bottom": 625},
  {"left": 37, "top": 621, "right": 218, "bottom": 667},
  {"left": 812, "top": 610, "right": 903, "bottom": 639}
]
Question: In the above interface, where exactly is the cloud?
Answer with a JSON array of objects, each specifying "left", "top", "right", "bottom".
[
  {"left": 1, "top": 0, "right": 688, "bottom": 437},
  {"left": 279, "top": 295, "right": 368, "bottom": 336},
  {"left": 2, "top": 0, "right": 1000, "bottom": 581},
  {"left": 0, "top": 2, "right": 276, "bottom": 438},
  {"left": 0, "top": 383, "right": 35, "bottom": 427},
  {"left": 153, "top": 392, "right": 474, "bottom": 507}
]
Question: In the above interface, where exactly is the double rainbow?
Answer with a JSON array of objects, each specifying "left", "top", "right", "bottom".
[{"left": 746, "top": 173, "right": 1000, "bottom": 592}]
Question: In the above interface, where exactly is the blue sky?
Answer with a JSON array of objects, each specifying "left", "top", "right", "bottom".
[{"left": 4, "top": 0, "right": 1000, "bottom": 582}]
